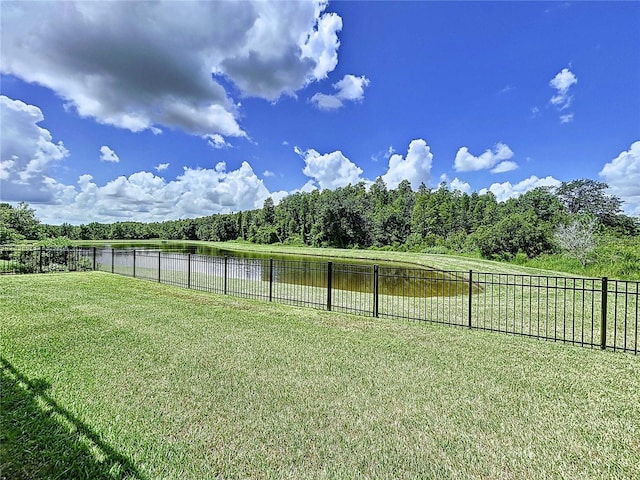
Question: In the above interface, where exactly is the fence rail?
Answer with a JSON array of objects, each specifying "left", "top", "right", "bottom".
[{"left": 2, "top": 246, "right": 638, "bottom": 354}]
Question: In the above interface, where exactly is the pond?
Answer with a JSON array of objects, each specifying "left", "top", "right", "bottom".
[{"left": 85, "top": 242, "right": 473, "bottom": 298}]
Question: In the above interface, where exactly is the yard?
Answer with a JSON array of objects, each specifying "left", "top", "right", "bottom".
[{"left": 1, "top": 272, "right": 638, "bottom": 479}]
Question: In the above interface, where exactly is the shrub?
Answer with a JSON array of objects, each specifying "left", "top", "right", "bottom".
[{"left": 474, "top": 213, "right": 554, "bottom": 260}]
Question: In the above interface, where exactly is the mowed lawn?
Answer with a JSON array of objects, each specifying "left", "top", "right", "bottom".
[{"left": 1, "top": 272, "right": 638, "bottom": 479}]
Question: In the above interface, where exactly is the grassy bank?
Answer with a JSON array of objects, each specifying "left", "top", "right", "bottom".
[
  {"left": 2, "top": 272, "right": 638, "bottom": 479},
  {"left": 214, "top": 240, "right": 640, "bottom": 280},
  {"left": 520, "top": 235, "right": 640, "bottom": 280}
]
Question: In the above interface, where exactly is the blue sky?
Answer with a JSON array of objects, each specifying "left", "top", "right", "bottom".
[{"left": 1, "top": 1, "right": 639, "bottom": 225}]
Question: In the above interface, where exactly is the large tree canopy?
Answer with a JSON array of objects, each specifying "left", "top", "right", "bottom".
[
  {"left": 554, "top": 179, "right": 622, "bottom": 224},
  {"left": 0, "top": 202, "right": 42, "bottom": 242}
]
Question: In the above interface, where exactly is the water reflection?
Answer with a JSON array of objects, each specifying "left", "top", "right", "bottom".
[
  {"left": 270, "top": 262, "right": 473, "bottom": 297},
  {"left": 90, "top": 243, "right": 471, "bottom": 297}
]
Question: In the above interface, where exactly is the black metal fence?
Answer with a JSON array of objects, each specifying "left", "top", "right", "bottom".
[
  {"left": 0, "top": 245, "right": 95, "bottom": 274},
  {"left": 2, "top": 246, "right": 638, "bottom": 354}
]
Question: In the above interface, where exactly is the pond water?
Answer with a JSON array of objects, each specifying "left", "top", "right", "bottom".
[{"left": 85, "top": 242, "right": 472, "bottom": 297}]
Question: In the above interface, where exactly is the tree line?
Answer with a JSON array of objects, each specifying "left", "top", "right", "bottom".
[{"left": 2, "top": 178, "right": 638, "bottom": 264}]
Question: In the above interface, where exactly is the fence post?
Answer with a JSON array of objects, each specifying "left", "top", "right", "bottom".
[
  {"left": 133, "top": 249, "right": 136, "bottom": 278},
  {"left": 373, "top": 265, "right": 379, "bottom": 317},
  {"left": 187, "top": 253, "right": 191, "bottom": 289},
  {"left": 468, "top": 270, "right": 473, "bottom": 328},
  {"left": 93, "top": 247, "right": 97, "bottom": 271},
  {"left": 269, "top": 258, "right": 274, "bottom": 302},
  {"left": 224, "top": 256, "right": 228, "bottom": 295},
  {"left": 600, "top": 277, "right": 608, "bottom": 350},
  {"left": 158, "top": 251, "right": 161, "bottom": 283},
  {"left": 111, "top": 248, "right": 114, "bottom": 274},
  {"left": 327, "top": 261, "right": 332, "bottom": 311},
  {"left": 39, "top": 246, "right": 43, "bottom": 273}
]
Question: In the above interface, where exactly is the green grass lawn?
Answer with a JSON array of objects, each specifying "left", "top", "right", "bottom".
[{"left": 1, "top": 272, "right": 639, "bottom": 479}]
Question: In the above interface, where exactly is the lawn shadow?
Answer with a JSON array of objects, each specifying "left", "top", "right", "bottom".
[{"left": 0, "top": 357, "right": 144, "bottom": 480}]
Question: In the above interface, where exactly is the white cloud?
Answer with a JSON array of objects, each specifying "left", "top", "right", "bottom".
[
  {"left": 297, "top": 180, "right": 318, "bottom": 193},
  {"left": 333, "top": 74, "right": 370, "bottom": 101},
  {"left": 490, "top": 160, "right": 518, "bottom": 173},
  {"left": 1, "top": 1, "right": 342, "bottom": 139},
  {"left": 454, "top": 143, "right": 515, "bottom": 172},
  {"left": 549, "top": 67, "right": 577, "bottom": 122},
  {"left": 296, "top": 146, "right": 364, "bottom": 189},
  {"left": 381, "top": 139, "right": 433, "bottom": 190},
  {"left": 450, "top": 177, "right": 471, "bottom": 194},
  {"left": 34, "top": 161, "right": 274, "bottom": 224},
  {"left": 299, "top": 11, "right": 343, "bottom": 81},
  {"left": 559, "top": 113, "right": 574, "bottom": 124},
  {"left": 304, "top": 138, "right": 433, "bottom": 193},
  {"left": 599, "top": 141, "right": 640, "bottom": 216},
  {"left": 311, "top": 74, "right": 370, "bottom": 110},
  {"left": 0, "top": 96, "right": 276, "bottom": 222},
  {"left": 385, "top": 146, "right": 395, "bottom": 159},
  {"left": 0, "top": 95, "right": 69, "bottom": 203},
  {"left": 479, "top": 175, "right": 561, "bottom": 202},
  {"left": 205, "top": 134, "right": 231, "bottom": 149},
  {"left": 263, "top": 170, "right": 275, "bottom": 177},
  {"left": 310, "top": 93, "right": 343, "bottom": 110},
  {"left": 439, "top": 174, "right": 471, "bottom": 194},
  {"left": 99, "top": 145, "right": 119, "bottom": 163},
  {"left": 549, "top": 68, "right": 578, "bottom": 109},
  {"left": 216, "top": 5, "right": 342, "bottom": 100}
]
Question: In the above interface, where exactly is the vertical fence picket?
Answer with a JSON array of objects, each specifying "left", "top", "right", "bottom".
[
  {"left": 635, "top": 282, "right": 639, "bottom": 354},
  {"left": 327, "top": 261, "right": 332, "bottom": 311},
  {"left": 187, "top": 254, "right": 191, "bottom": 289},
  {"left": 601, "top": 277, "right": 608, "bottom": 350},
  {"left": 468, "top": 270, "right": 473, "bottom": 329},
  {"left": 373, "top": 265, "right": 379, "bottom": 318},
  {"left": 613, "top": 280, "right": 619, "bottom": 351},
  {"left": 269, "top": 258, "right": 273, "bottom": 302},
  {"left": 623, "top": 282, "right": 628, "bottom": 352},
  {"left": 223, "top": 256, "right": 228, "bottom": 295}
]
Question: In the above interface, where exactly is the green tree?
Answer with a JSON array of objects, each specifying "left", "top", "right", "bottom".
[
  {"left": 312, "top": 184, "right": 372, "bottom": 248},
  {"left": 473, "top": 212, "right": 555, "bottom": 259},
  {"left": 389, "top": 179, "right": 414, "bottom": 244},
  {"left": 370, "top": 177, "right": 390, "bottom": 246},
  {"left": 410, "top": 183, "right": 431, "bottom": 239},
  {"left": 0, "top": 223, "right": 21, "bottom": 244},
  {"left": 554, "top": 179, "right": 622, "bottom": 225},
  {"left": 262, "top": 197, "right": 276, "bottom": 226},
  {"left": 0, "top": 202, "right": 43, "bottom": 241},
  {"left": 507, "top": 187, "right": 565, "bottom": 224}
]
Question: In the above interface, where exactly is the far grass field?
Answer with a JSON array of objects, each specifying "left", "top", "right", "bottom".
[{"left": 2, "top": 272, "right": 639, "bottom": 479}]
